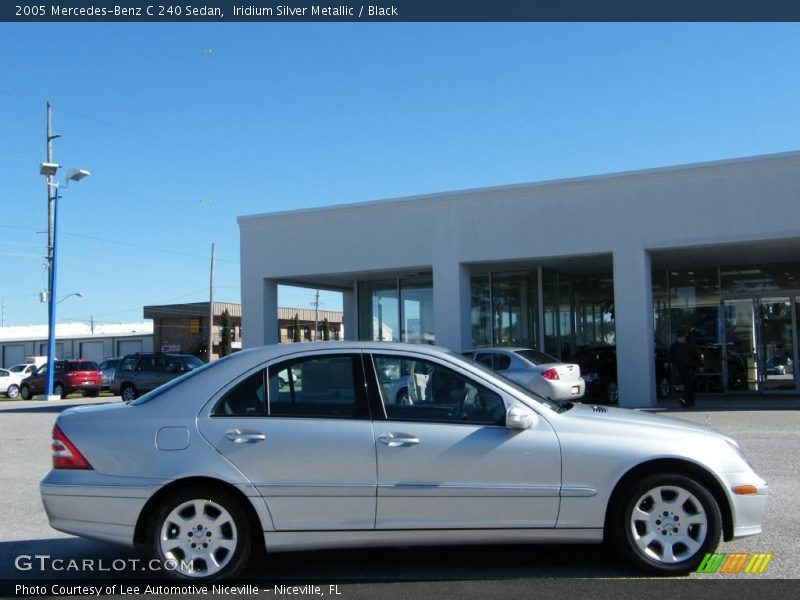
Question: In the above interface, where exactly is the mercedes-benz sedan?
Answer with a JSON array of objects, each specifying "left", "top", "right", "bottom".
[{"left": 40, "top": 342, "right": 767, "bottom": 580}]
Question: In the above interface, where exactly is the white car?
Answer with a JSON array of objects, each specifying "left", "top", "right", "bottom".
[
  {"left": 465, "top": 348, "right": 585, "bottom": 401},
  {"left": 0, "top": 363, "right": 39, "bottom": 399}
]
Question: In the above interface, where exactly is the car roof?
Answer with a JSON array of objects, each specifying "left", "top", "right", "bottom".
[{"left": 466, "top": 347, "right": 530, "bottom": 353}]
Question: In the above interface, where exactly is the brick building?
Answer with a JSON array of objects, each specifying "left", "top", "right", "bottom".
[{"left": 143, "top": 302, "right": 343, "bottom": 360}]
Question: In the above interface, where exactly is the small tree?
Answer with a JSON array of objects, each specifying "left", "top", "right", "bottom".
[
  {"left": 220, "top": 309, "right": 232, "bottom": 357},
  {"left": 322, "top": 318, "right": 331, "bottom": 341},
  {"left": 292, "top": 313, "right": 301, "bottom": 343}
]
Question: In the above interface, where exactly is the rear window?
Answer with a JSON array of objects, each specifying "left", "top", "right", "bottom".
[{"left": 515, "top": 350, "right": 560, "bottom": 365}]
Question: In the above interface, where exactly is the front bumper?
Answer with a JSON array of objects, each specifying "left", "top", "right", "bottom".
[{"left": 718, "top": 471, "right": 769, "bottom": 539}]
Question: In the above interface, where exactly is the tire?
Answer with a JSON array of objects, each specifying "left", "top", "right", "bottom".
[
  {"left": 54, "top": 383, "right": 66, "bottom": 399},
  {"left": 20, "top": 385, "right": 31, "bottom": 400},
  {"left": 610, "top": 473, "right": 722, "bottom": 575},
  {"left": 147, "top": 486, "right": 253, "bottom": 580},
  {"left": 657, "top": 376, "right": 671, "bottom": 400},
  {"left": 87, "top": 390, "right": 100, "bottom": 398},
  {"left": 121, "top": 384, "right": 137, "bottom": 402},
  {"left": 606, "top": 381, "right": 619, "bottom": 405},
  {"left": 6, "top": 384, "right": 19, "bottom": 399}
]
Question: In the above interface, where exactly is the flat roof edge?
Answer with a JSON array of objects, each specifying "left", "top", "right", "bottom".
[{"left": 237, "top": 149, "right": 800, "bottom": 224}]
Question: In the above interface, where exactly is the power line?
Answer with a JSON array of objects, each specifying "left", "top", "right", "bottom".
[{"left": 0, "top": 224, "right": 239, "bottom": 264}]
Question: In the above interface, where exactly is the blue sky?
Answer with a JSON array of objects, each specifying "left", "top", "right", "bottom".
[{"left": 2, "top": 23, "right": 800, "bottom": 327}]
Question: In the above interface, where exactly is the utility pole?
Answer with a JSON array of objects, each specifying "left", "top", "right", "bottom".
[
  {"left": 311, "top": 289, "right": 321, "bottom": 341},
  {"left": 208, "top": 242, "right": 215, "bottom": 362},
  {"left": 45, "top": 102, "right": 61, "bottom": 305}
]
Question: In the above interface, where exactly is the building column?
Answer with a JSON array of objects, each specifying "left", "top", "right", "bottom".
[
  {"left": 242, "top": 278, "right": 278, "bottom": 349},
  {"left": 342, "top": 284, "right": 359, "bottom": 341},
  {"left": 613, "top": 248, "right": 656, "bottom": 408},
  {"left": 433, "top": 261, "right": 472, "bottom": 352}
]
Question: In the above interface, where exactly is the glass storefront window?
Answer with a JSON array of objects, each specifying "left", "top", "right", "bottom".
[
  {"left": 470, "top": 276, "right": 491, "bottom": 348},
  {"left": 400, "top": 277, "right": 434, "bottom": 344},
  {"left": 542, "top": 270, "right": 559, "bottom": 357},
  {"left": 721, "top": 262, "right": 800, "bottom": 295},
  {"left": 358, "top": 280, "right": 400, "bottom": 342},
  {"left": 667, "top": 268, "right": 723, "bottom": 392},
  {"left": 492, "top": 272, "right": 536, "bottom": 348},
  {"left": 358, "top": 276, "right": 434, "bottom": 344}
]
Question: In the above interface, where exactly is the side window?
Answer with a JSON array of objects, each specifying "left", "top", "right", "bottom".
[
  {"left": 119, "top": 357, "right": 138, "bottom": 372},
  {"left": 267, "top": 354, "right": 367, "bottom": 419},
  {"left": 373, "top": 355, "right": 506, "bottom": 426},
  {"left": 474, "top": 353, "right": 494, "bottom": 369},
  {"left": 163, "top": 358, "right": 180, "bottom": 373},
  {"left": 137, "top": 357, "right": 155, "bottom": 372},
  {"left": 212, "top": 369, "right": 266, "bottom": 416},
  {"left": 494, "top": 354, "right": 511, "bottom": 371}
]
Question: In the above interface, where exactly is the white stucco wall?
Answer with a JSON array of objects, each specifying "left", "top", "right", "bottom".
[{"left": 238, "top": 151, "right": 800, "bottom": 407}]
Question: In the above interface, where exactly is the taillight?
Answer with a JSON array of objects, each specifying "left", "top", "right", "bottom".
[
  {"left": 52, "top": 425, "right": 93, "bottom": 470},
  {"left": 541, "top": 368, "right": 560, "bottom": 380}
]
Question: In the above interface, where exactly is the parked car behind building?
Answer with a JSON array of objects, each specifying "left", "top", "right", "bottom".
[{"left": 110, "top": 353, "right": 205, "bottom": 401}]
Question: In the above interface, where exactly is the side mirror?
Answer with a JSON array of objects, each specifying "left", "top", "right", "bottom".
[{"left": 506, "top": 405, "right": 537, "bottom": 430}]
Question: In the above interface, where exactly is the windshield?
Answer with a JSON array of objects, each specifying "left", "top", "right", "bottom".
[
  {"left": 515, "top": 349, "right": 561, "bottom": 365},
  {"left": 128, "top": 355, "right": 228, "bottom": 405},
  {"left": 451, "top": 351, "right": 563, "bottom": 412}
]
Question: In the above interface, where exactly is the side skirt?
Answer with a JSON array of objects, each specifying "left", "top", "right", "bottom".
[{"left": 264, "top": 528, "right": 603, "bottom": 553}]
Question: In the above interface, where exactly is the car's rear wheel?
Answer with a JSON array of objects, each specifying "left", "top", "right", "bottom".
[
  {"left": 147, "top": 486, "right": 253, "bottom": 580},
  {"left": 20, "top": 385, "right": 31, "bottom": 400},
  {"left": 121, "top": 384, "right": 137, "bottom": 402},
  {"left": 611, "top": 473, "right": 722, "bottom": 574},
  {"left": 6, "top": 384, "right": 19, "bottom": 399},
  {"left": 606, "top": 381, "right": 619, "bottom": 405},
  {"left": 86, "top": 390, "right": 100, "bottom": 398},
  {"left": 54, "top": 383, "right": 65, "bottom": 399}
]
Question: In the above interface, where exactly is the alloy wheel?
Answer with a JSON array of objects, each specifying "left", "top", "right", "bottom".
[
  {"left": 159, "top": 499, "right": 238, "bottom": 578},
  {"left": 629, "top": 484, "right": 708, "bottom": 564}
]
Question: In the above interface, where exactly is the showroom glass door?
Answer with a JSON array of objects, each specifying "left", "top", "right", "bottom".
[
  {"left": 757, "top": 297, "right": 796, "bottom": 392},
  {"left": 722, "top": 298, "right": 759, "bottom": 392}
]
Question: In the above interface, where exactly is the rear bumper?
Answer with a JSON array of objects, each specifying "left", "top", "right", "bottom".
[
  {"left": 537, "top": 378, "right": 586, "bottom": 401},
  {"left": 40, "top": 470, "right": 159, "bottom": 547}
]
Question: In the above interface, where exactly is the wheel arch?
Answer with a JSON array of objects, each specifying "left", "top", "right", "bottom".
[
  {"left": 133, "top": 476, "right": 265, "bottom": 549},
  {"left": 604, "top": 458, "right": 734, "bottom": 542}
]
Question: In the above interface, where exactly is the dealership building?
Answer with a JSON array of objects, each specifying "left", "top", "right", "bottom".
[{"left": 238, "top": 151, "right": 800, "bottom": 407}]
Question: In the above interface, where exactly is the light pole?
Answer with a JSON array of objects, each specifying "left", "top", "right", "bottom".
[
  {"left": 39, "top": 162, "right": 90, "bottom": 401},
  {"left": 57, "top": 292, "right": 84, "bottom": 305}
]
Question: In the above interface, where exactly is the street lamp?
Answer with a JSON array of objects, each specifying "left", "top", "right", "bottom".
[
  {"left": 57, "top": 292, "right": 84, "bottom": 305},
  {"left": 40, "top": 163, "right": 90, "bottom": 401}
]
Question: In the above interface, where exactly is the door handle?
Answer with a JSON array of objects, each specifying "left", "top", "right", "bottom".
[
  {"left": 225, "top": 429, "right": 266, "bottom": 443},
  {"left": 378, "top": 432, "right": 420, "bottom": 447}
]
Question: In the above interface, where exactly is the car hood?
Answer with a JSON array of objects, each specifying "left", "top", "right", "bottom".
[{"left": 565, "top": 402, "right": 731, "bottom": 442}]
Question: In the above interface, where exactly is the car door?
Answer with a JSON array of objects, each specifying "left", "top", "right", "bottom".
[
  {"left": 197, "top": 350, "right": 377, "bottom": 531},
  {"left": 369, "top": 352, "right": 561, "bottom": 529}
]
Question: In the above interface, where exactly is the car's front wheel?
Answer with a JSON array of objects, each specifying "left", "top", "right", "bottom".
[
  {"left": 54, "top": 382, "right": 65, "bottom": 399},
  {"left": 6, "top": 384, "right": 19, "bottom": 399},
  {"left": 611, "top": 473, "right": 722, "bottom": 574},
  {"left": 147, "top": 487, "right": 253, "bottom": 580},
  {"left": 19, "top": 385, "right": 31, "bottom": 400}
]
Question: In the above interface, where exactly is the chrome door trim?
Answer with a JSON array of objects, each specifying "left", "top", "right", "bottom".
[{"left": 377, "top": 483, "right": 561, "bottom": 497}]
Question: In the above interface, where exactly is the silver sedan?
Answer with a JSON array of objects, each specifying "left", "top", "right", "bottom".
[
  {"left": 464, "top": 347, "right": 585, "bottom": 401},
  {"left": 41, "top": 342, "right": 767, "bottom": 580}
]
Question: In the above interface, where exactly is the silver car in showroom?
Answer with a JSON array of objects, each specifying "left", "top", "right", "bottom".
[
  {"left": 463, "top": 347, "right": 585, "bottom": 401},
  {"left": 41, "top": 342, "right": 767, "bottom": 580}
]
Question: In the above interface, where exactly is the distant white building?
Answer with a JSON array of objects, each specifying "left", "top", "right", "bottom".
[{"left": 0, "top": 322, "right": 153, "bottom": 367}]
